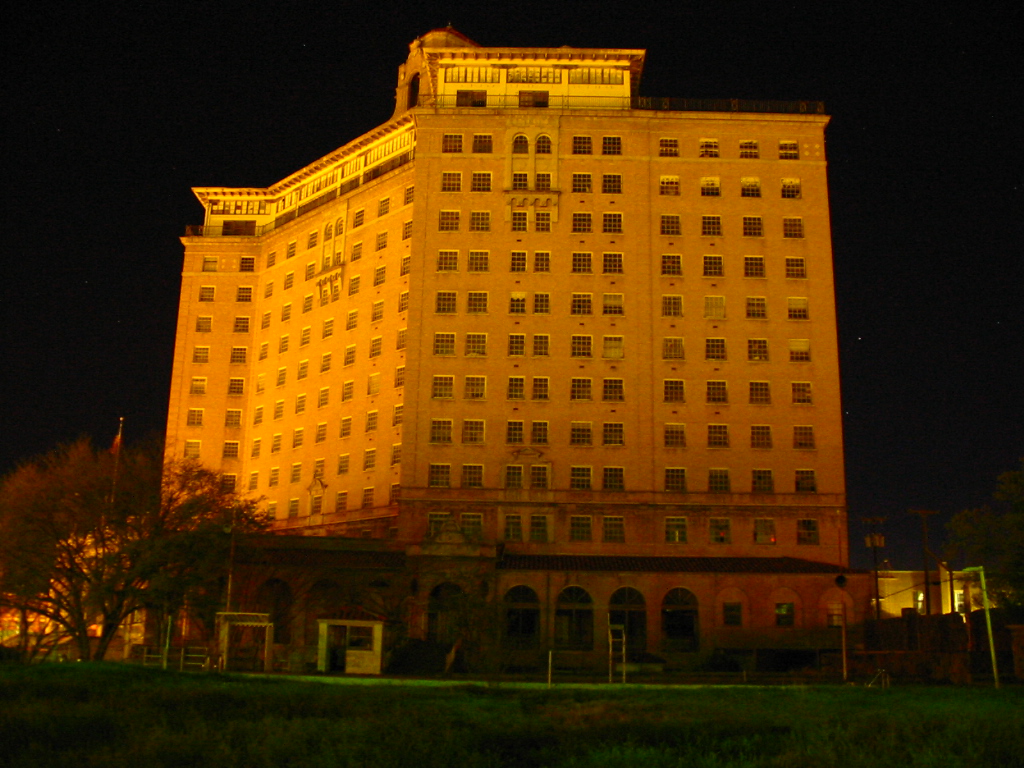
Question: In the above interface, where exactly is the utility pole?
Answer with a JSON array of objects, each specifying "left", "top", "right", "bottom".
[
  {"left": 910, "top": 510, "right": 938, "bottom": 616},
  {"left": 863, "top": 517, "right": 885, "bottom": 621}
]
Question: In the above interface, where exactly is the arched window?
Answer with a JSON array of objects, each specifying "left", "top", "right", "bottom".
[
  {"left": 427, "top": 582, "right": 465, "bottom": 645},
  {"left": 609, "top": 587, "right": 647, "bottom": 654},
  {"left": 504, "top": 585, "right": 540, "bottom": 648},
  {"left": 324, "top": 222, "right": 333, "bottom": 241},
  {"left": 555, "top": 586, "right": 593, "bottom": 650},
  {"left": 407, "top": 73, "right": 420, "bottom": 110},
  {"left": 256, "top": 578, "right": 293, "bottom": 643},
  {"left": 662, "top": 588, "right": 699, "bottom": 652},
  {"left": 512, "top": 135, "right": 530, "bottom": 154},
  {"left": 535, "top": 135, "right": 552, "bottom": 154}
]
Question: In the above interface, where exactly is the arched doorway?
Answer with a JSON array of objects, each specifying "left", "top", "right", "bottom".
[
  {"left": 555, "top": 586, "right": 594, "bottom": 650},
  {"left": 503, "top": 585, "right": 540, "bottom": 648},
  {"left": 427, "top": 582, "right": 465, "bottom": 646},
  {"left": 609, "top": 587, "right": 647, "bottom": 654},
  {"left": 662, "top": 588, "right": 699, "bottom": 652}
]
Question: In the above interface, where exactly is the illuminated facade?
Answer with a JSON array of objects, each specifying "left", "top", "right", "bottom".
[{"left": 167, "top": 29, "right": 863, "bottom": 670}]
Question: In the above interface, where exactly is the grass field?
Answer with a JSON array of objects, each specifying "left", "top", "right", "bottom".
[{"left": 0, "top": 664, "right": 1021, "bottom": 768}]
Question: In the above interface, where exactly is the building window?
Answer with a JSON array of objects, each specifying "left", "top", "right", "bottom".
[
  {"left": 701, "top": 216, "right": 723, "bottom": 237},
  {"left": 435, "top": 291, "right": 457, "bottom": 314},
  {"left": 529, "top": 465, "right": 549, "bottom": 490},
  {"left": 775, "top": 603, "right": 795, "bottom": 627},
  {"left": 748, "top": 338, "right": 770, "bottom": 362},
  {"left": 442, "top": 134, "right": 463, "bottom": 153},
  {"left": 602, "top": 294, "right": 624, "bottom": 316},
  {"left": 792, "top": 382, "right": 812, "bottom": 404},
  {"left": 532, "top": 334, "right": 549, "bottom": 356},
  {"left": 660, "top": 176, "right": 680, "bottom": 196},
  {"left": 570, "top": 378, "right": 592, "bottom": 401},
  {"left": 570, "top": 421, "right": 592, "bottom": 446},
  {"left": 704, "top": 296, "right": 726, "bottom": 319},
  {"left": 603, "top": 422, "right": 624, "bottom": 446},
  {"left": 461, "top": 465, "right": 484, "bottom": 489},
  {"left": 236, "top": 287, "right": 253, "bottom": 302},
  {"left": 752, "top": 470, "right": 775, "bottom": 495},
  {"left": 789, "top": 339, "right": 811, "bottom": 362},
  {"left": 794, "top": 426, "right": 816, "bottom": 449},
  {"left": 602, "top": 213, "right": 623, "bottom": 233},
  {"left": 196, "top": 317, "right": 212, "bottom": 333},
  {"left": 535, "top": 211, "right": 551, "bottom": 232},
  {"left": 571, "top": 213, "right": 592, "bottom": 233},
  {"left": 394, "top": 366, "right": 406, "bottom": 388},
  {"left": 751, "top": 424, "right": 773, "bottom": 449},
  {"left": 192, "top": 347, "right": 210, "bottom": 364},
  {"left": 603, "top": 336, "right": 624, "bottom": 360},
  {"left": 661, "top": 295, "right": 683, "bottom": 317},
  {"left": 337, "top": 455, "right": 350, "bottom": 475},
  {"left": 663, "top": 379, "right": 686, "bottom": 402},
  {"left": 472, "top": 134, "right": 492, "bottom": 153},
  {"left": 741, "top": 256, "right": 765, "bottom": 278},
  {"left": 783, "top": 218, "right": 805, "bottom": 238},
  {"left": 570, "top": 335, "right": 592, "bottom": 358},
  {"left": 532, "top": 378, "right": 549, "bottom": 401},
  {"left": 572, "top": 135, "right": 592, "bottom": 154},
  {"left": 369, "top": 337, "right": 382, "bottom": 358},
  {"left": 198, "top": 286, "right": 215, "bottom": 302},
  {"left": 465, "top": 333, "right": 487, "bottom": 355},
  {"left": 535, "top": 135, "right": 552, "bottom": 154},
  {"left": 741, "top": 216, "right": 764, "bottom": 237},
  {"left": 660, "top": 467, "right": 686, "bottom": 492},
  {"left": 664, "top": 423, "right": 686, "bottom": 448},
  {"left": 460, "top": 375, "right": 485, "bottom": 400},
  {"left": 346, "top": 310, "right": 359, "bottom": 330},
  {"left": 664, "top": 517, "right": 687, "bottom": 543},
  {"left": 741, "top": 178, "right": 761, "bottom": 198},
  {"left": 569, "top": 516, "right": 593, "bottom": 543},
  {"left": 787, "top": 297, "right": 810, "bottom": 320},
  {"left": 601, "top": 175, "right": 623, "bottom": 195},
  {"left": 402, "top": 220, "right": 412, "bottom": 240},
  {"left": 797, "top": 519, "right": 820, "bottom": 544},
  {"left": 705, "top": 338, "right": 727, "bottom": 361},
  {"left": 430, "top": 419, "right": 453, "bottom": 444},
  {"left": 701, "top": 177, "right": 721, "bottom": 197},
  {"left": 428, "top": 464, "right": 450, "bottom": 488},
  {"left": 433, "top": 332, "right": 455, "bottom": 355},
  {"left": 781, "top": 179, "right": 802, "bottom": 199},
  {"left": 508, "top": 334, "right": 526, "bottom": 356},
  {"left": 709, "top": 517, "right": 731, "bottom": 543},
  {"left": 660, "top": 215, "right": 681, "bottom": 235},
  {"left": 571, "top": 252, "right": 592, "bottom": 274},
  {"left": 786, "top": 257, "right": 807, "bottom": 279},
  {"left": 227, "top": 378, "right": 244, "bottom": 396},
  {"left": 749, "top": 382, "right": 771, "bottom": 404},
  {"left": 572, "top": 173, "right": 592, "bottom": 193},
  {"left": 505, "top": 465, "right": 524, "bottom": 489},
  {"left": 706, "top": 380, "right": 728, "bottom": 403},
  {"left": 779, "top": 141, "right": 799, "bottom": 160},
  {"left": 702, "top": 255, "right": 724, "bottom": 277},
  {"left": 699, "top": 139, "right": 719, "bottom": 158},
  {"left": 795, "top": 470, "right": 818, "bottom": 494},
  {"left": 467, "top": 293, "right": 488, "bottom": 314},
  {"left": 468, "top": 251, "right": 489, "bottom": 272},
  {"left": 469, "top": 211, "right": 490, "bottom": 231},
  {"left": 431, "top": 375, "right": 454, "bottom": 398},
  {"left": 602, "top": 136, "right": 622, "bottom": 155},
  {"left": 535, "top": 173, "right": 552, "bottom": 191},
  {"left": 438, "top": 211, "right": 460, "bottom": 231},
  {"left": 462, "top": 420, "right": 485, "bottom": 444},
  {"left": 570, "top": 293, "right": 593, "bottom": 316},
  {"left": 518, "top": 90, "right": 549, "bottom": 107},
  {"left": 506, "top": 377, "right": 525, "bottom": 400},
  {"left": 511, "top": 211, "right": 527, "bottom": 231},
  {"left": 509, "top": 294, "right": 527, "bottom": 314},
  {"left": 746, "top": 297, "right": 768, "bottom": 319}
]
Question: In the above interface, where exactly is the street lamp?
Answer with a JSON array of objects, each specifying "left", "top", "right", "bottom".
[{"left": 962, "top": 566, "right": 999, "bottom": 689}]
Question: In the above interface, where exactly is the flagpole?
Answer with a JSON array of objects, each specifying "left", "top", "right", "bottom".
[{"left": 109, "top": 416, "right": 125, "bottom": 507}]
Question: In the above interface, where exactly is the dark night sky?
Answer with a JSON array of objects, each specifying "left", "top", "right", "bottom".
[{"left": 3, "top": 1, "right": 1022, "bottom": 568}]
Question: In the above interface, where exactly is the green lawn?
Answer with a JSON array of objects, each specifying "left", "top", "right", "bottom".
[{"left": 0, "top": 663, "right": 1020, "bottom": 768}]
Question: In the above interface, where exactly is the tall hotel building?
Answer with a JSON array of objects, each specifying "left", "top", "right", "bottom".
[{"left": 166, "top": 29, "right": 861, "bottom": 664}]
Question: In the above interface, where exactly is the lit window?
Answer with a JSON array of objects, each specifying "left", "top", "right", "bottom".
[
  {"left": 699, "top": 139, "right": 719, "bottom": 158},
  {"left": 789, "top": 339, "right": 811, "bottom": 362},
  {"left": 665, "top": 469, "right": 687, "bottom": 493},
  {"left": 776, "top": 603, "right": 795, "bottom": 627},
  {"left": 664, "top": 424, "right": 686, "bottom": 448}
]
